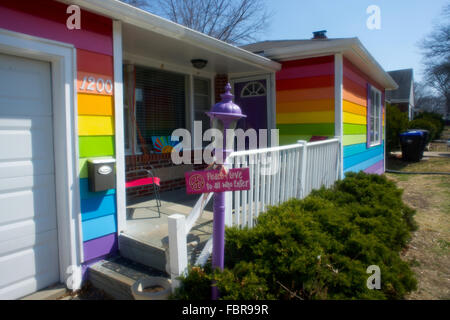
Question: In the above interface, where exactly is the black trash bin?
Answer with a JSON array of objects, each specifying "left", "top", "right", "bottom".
[
  {"left": 400, "top": 131, "right": 424, "bottom": 162},
  {"left": 408, "top": 129, "right": 429, "bottom": 159}
]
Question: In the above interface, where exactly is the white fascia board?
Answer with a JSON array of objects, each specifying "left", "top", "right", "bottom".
[
  {"left": 57, "top": 0, "right": 281, "bottom": 72},
  {"left": 349, "top": 39, "right": 398, "bottom": 90}
]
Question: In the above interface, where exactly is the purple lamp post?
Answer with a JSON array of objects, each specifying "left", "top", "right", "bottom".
[{"left": 206, "top": 83, "right": 246, "bottom": 300}]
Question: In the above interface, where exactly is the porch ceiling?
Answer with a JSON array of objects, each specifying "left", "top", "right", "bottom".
[{"left": 122, "top": 23, "right": 273, "bottom": 75}]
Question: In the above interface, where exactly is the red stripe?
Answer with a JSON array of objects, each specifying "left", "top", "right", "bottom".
[
  {"left": 276, "top": 63, "right": 334, "bottom": 80},
  {"left": 126, "top": 177, "right": 161, "bottom": 188},
  {"left": 277, "top": 75, "right": 334, "bottom": 91},
  {"left": 0, "top": 0, "right": 113, "bottom": 55},
  {"left": 343, "top": 57, "right": 384, "bottom": 91},
  {"left": 281, "top": 55, "right": 334, "bottom": 68},
  {"left": 77, "top": 49, "right": 114, "bottom": 76}
]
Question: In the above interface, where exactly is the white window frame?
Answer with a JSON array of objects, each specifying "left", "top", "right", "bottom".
[{"left": 369, "top": 86, "right": 382, "bottom": 147}]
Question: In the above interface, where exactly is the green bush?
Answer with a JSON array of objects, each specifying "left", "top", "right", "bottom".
[
  {"left": 414, "top": 112, "right": 445, "bottom": 139},
  {"left": 408, "top": 118, "right": 438, "bottom": 142},
  {"left": 172, "top": 173, "right": 417, "bottom": 300},
  {"left": 386, "top": 104, "right": 409, "bottom": 152}
]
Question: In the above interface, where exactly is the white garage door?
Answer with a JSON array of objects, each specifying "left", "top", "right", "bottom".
[{"left": 0, "top": 53, "right": 59, "bottom": 299}]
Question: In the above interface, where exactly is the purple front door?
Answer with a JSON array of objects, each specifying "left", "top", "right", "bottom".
[{"left": 233, "top": 80, "right": 268, "bottom": 149}]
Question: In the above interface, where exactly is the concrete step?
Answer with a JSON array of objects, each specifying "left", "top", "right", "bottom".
[
  {"left": 88, "top": 256, "right": 168, "bottom": 300},
  {"left": 119, "top": 216, "right": 214, "bottom": 272}
]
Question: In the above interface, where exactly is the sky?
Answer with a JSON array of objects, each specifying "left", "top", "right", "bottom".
[{"left": 262, "top": 0, "right": 449, "bottom": 82}]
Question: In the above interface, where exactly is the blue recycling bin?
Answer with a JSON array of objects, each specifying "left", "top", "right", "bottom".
[{"left": 400, "top": 131, "right": 424, "bottom": 162}]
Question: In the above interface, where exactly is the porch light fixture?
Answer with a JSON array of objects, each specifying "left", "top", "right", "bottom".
[{"left": 191, "top": 59, "right": 208, "bottom": 69}]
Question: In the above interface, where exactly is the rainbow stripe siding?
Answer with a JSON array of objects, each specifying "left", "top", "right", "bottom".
[
  {"left": 343, "top": 58, "right": 385, "bottom": 175},
  {"left": 276, "top": 56, "right": 335, "bottom": 144},
  {"left": 275, "top": 55, "right": 385, "bottom": 175},
  {"left": 77, "top": 49, "right": 117, "bottom": 256},
  {"left": 0, "top": 0, "right": 118, "bottom": 266}
]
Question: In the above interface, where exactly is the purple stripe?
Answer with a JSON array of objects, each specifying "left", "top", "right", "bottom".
[
  {"left": 366, "top": 83, "right": 371, "bottom": 148},
  {"left": 364, "top": 160, "right": 384, "bottom": 174},
  {"left": 83, "top": 233, "right": 118, "bottom": 262},
  {"left": 81, "top": 255, "right": 109, "bottom": 282}
]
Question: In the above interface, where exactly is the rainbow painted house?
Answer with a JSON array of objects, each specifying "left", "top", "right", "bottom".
[
  {"left": 242, "top": 33, "right": 398, "bottom": 176},
  {"left": 0, "top": 1, "right": 396, "bottom": 299}
]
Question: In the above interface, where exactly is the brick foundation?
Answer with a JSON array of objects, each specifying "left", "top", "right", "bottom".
[
  {"left": 214, "top": 74, "right": 229, "bottom": 102},
  {"left": 125, "top": 151, "right": 207, "bottom": 198}
]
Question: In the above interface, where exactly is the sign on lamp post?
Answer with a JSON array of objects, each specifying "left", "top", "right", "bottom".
[{"left": 187, "top": 83, "right": 247, "bottom": 300}]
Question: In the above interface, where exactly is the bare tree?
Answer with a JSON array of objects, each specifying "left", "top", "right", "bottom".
[
  {"left": 420, "top": 3, "right": 450, "bottom": 117},
  {"left": 121, "top": 0, "right": 271, "bottom": 45}
]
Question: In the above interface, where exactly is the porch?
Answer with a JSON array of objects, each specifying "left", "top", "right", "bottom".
[{"left": 120, "top": 188, "right": 214, "bottom": 272}]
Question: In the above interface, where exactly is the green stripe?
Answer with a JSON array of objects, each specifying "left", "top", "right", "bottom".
[
  {"left": 279, "top": 135, "right": 314, "bottom": 145},
  {"left": 277, "top": 123, "right": 334, "bottom": 136},
  {"left": 79, "top": 136, "right": 115, "bottom": 158},
  {"left": 343, "top": 134, "right": 366, "bottom": 146},
  {"left": 343, "top": 124, "right": 367, "bottom": 135},
  {"left": 79, "top": 158, "right": 88, "bottom": 178}
]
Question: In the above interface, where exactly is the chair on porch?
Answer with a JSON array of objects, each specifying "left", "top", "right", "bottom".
[
  {"left": 125, "top": 166, "right": 162, "bottom": 219},
  {"left": 309, "top": 136, "right": 328, "bottom": 142}
]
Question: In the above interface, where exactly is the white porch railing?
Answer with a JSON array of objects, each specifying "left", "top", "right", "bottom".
[{"left": 167, "top": 138, "right": 341, "bottom": 290}]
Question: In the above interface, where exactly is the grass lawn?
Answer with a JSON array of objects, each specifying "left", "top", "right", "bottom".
[{"left": 386, "top": 156, "right": 450, "bottom": 300}]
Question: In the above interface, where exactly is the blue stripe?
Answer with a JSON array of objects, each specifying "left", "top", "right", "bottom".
[
  {"left": 344, "top": 154, "right": 384, "bottom": 174},
  {"left": 79, "top": 178, "right": 116, "bottom": 200},
  {"left": 343, "top": 143, "right": 367, "bottom": 158},
  {"left": 344, "top": 144, "right": 384, "bottom": 170},
  {"left": 82, "top": 214, "right": 117, "bottom": 242},
  {"left": 81, "top": 194, "right": 116, "bottom": 221}
]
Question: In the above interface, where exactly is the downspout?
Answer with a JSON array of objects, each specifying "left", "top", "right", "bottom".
[{"left": 334, "top": 53, "right": 344, "bottom": 179}]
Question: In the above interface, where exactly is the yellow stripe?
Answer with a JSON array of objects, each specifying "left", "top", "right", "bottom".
[
  {"left": 277, "top": 111, "right": 334, "bottom": 124},
  {"left": 277, "top": 99, "right": 334, "bottom": 113},
  {"left": 343, "top": 112, "right": 366, "bottom": 125},
  {"left": 343, "top": 134, "right": 366, "bottom": 146},
  {"left": 343, "top": 100, "right": 366, "bottom": 116},
  {"left": 78, "top": 115, "right": 115, "bottom": 136},
  {"left": 78, "top": 93, "right": 114, "bottom": 116}
]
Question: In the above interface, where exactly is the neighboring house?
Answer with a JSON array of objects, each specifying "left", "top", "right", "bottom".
[
  {"left": 241, "top": 32, "right": 398, "bottom": 177},
  {"left": 0, "top": 0, "right": 280, "bottom": 299},
  {"left": 385, "top": 69, "right": 415, "bottom": 120}
]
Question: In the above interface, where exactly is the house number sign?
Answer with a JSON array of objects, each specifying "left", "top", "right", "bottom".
[{"left": 77, "top": 72, "right": 113, "bottom": 95}]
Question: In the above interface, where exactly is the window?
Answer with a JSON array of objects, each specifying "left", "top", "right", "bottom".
[
  {"left": 369, "top": 86, "right": 382, "bottom": 146},
  {"left": 133, "top": 66, "right": 186, "bottom": 152},
  {"left": 194, "top": 77, "right": 211, "bottom": 131},
  {"left": 240, "top": 81, "right": 266, "bottom": 98},
  {"left": 193, "top": 77, "right": 212, "bottom": 147}
]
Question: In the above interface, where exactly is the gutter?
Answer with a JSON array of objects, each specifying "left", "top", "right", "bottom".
[{"left": 57, "top": 0, "right": 281, "bottom": 72}]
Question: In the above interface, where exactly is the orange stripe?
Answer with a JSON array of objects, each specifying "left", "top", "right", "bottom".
[
  {"left": 277, "top": 75, "right": 334, "bottom": 91},
  {"left": 343, "top": 76, "right": 366, "bottom": 100},
  {"left": 343, "top": 89, "right": 366, "bottom": 107},
  {"left": 278, "top": 99, "right": 334, "bottom": 113},
  {"left": 78, "top": 93, "right": 114, "bottom": 116},
  {"left": 277, "top": 87, "right": 334, "bottom": 103},
  {"left": 343, "top": 100, "right": 366, "bottom": 116}
]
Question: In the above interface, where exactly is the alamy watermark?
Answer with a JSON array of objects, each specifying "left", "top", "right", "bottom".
[
  {"left": 366, "top": 265, "right": 381, "bottom": 290},
  {"left": 366, "top": 5, "right": 381, "bottom": 30},
  {"left": 170, "top": 122, "right": 281, "bottom": 175},
  {"left": 66, "top": 5, "right": 81, "bottom": 30}
]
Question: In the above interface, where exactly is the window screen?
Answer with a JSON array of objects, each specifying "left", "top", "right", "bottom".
[
  {"left": 194, "top": 77, "right": 211, "bottom": 132},
  {"left": 369, "top": 87, "right": 382, "bottom": 146},
  {"left": 134, "top": 66, "right": 186, "bottom": 150}
]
